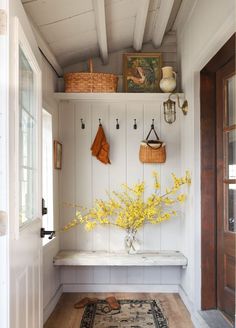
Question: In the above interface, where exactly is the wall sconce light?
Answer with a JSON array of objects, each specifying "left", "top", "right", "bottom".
[{"left": 163, "top": 93, "right": 188, "bottom": 124}]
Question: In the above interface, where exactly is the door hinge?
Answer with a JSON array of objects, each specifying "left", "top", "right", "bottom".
[{"left": 0, "top": 10, "right": 7, "bottom": 35}]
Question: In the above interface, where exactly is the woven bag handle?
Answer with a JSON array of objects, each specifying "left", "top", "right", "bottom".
[
  {"left": 88, "top": 58, "right": 93, "bottom": 73},
  {"left": 145, "top": 125, "right": 163, "bottom": 149},
  {"left": 145, "top": 126, "right": 160, "bottom": 141}
]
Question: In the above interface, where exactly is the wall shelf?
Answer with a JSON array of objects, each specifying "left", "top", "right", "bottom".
[
  {"left": 53, "top": 250, "right": 188, "bottom": 268},
  {"left": 54, "top": 92, "right": 184, "bottom": 102}
]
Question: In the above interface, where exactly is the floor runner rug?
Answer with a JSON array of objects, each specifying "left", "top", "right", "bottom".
[{"left": 80, "top": 299, "right": 168, "bottom": 328}]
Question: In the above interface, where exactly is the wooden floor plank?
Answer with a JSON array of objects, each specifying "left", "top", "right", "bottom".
[{"left": 44, "top": 293, "right": 193, "bottom": 328}]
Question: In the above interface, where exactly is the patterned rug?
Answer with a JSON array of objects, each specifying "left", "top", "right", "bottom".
[{"left": 80, "top": 299, "right": 168, "bottom": 328}]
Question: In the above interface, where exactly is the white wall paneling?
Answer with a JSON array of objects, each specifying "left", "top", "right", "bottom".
[
  {"left": 0, "top": 0, "right": 8, "bottom": 326},
  {"left": 41, "top": 57, "right": 61, "bottom": 323},
  {"left": 175, "top": 0, "right": 235, "bottom": 312},
  {"left": 91, "top": 102, "right": 110, "bottom": 251},
  {"left": 59, "top": 94, "right": 184, "bottom": 290},
  {"left": 59, "top": 101, "right": 76, "bottom": 251}
]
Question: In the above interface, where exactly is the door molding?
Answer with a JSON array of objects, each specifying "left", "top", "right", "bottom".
[{"left": 201, "top": 33, "right": 235, "bottom": 309}]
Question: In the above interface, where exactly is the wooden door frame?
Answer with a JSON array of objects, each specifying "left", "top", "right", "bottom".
[{"left": 201, "top": 33, "right": 235, "bottom": 310}]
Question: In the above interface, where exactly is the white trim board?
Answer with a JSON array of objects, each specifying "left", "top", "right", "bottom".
[
  {"left": 62, "top": 283, "right": 179, "bottom": 293},
  {"left": 43, "top": 284, "right": 63, "bottom": 324},
  {"left": 178, "top": 286, "right": 210, "bottom": 328},
  {"left": 54, "top": 92, "right": 184, "bottom": 102}
]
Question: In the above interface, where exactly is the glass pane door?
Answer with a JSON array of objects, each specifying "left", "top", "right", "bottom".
[
  {"left": 224, "top": 75, "right": 236, "bottom": 232},
  {"left": 19, "top": 46, "right": 37, "bottom": 226}
]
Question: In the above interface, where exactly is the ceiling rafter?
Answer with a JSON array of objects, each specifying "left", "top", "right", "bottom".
[
  {"left": 152, "top": 0, "right": 174, "bottom": 48},
  {"left": 93, "top": 0, "right": 108, "bottom": 64},
  {"left": 133, "top": 0, "right": 150, "bottom": 51}
]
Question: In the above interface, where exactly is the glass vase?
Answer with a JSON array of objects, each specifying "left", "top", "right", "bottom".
[{"left": 124, "top": 229, "right": 140, "bottom": 254}]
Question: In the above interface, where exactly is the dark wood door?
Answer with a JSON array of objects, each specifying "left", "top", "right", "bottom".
[{"left": 216, "top": 58, "right": 236, "bottom": 322}]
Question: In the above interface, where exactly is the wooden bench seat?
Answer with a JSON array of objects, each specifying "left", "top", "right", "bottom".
[{"left": 53, "top": 250, "right": 188, "bottom": 268}]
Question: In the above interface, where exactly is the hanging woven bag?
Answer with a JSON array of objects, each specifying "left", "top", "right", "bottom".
[{"left": 139, "top": 125, "right": 166, "bottom": 163}]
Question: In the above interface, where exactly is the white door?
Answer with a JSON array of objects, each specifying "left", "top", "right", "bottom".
[{"left": 9, "top": 14, "right": 43, "bottom": 328}]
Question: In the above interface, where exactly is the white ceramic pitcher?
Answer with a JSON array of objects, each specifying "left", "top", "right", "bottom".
[{"left": 160, "top": 66, "right": 177, "bottom": 93}]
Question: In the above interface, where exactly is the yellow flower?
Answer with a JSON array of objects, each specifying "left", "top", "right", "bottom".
[
  {"left": 154, "top": 182, "right": 160, "bottom": 190},
  {"left": 177, "top": 194, "right": 186, "bottom": 203},
  {"left": 152, "top": 171, "right": 159, "bottom": 178},
  {"left": 163, "top": 197, "right": 174, "bottom": 205},
  {"left": 61, "top": 171, "right": 191, "bottom": 233},
  {"left": 85, "top": 221, "right": 97, "bottom": 231}
]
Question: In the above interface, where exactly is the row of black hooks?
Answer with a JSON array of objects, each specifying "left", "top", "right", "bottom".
[{"left": 80, "top": 118, "right": 155, "bottom": 130}]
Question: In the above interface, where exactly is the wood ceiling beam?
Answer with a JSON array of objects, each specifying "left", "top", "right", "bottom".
[
  {"left": 93, "top": 0, "right": 108, "bottom": 64},
  {"left": 152, "top": 0, "right": 174, "bottom": 48},
  {"left": 133, "top": 0, "right": 150, "bottom": 51}
]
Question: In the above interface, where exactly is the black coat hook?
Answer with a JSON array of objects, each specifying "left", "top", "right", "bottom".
[
  {"left": 133, "top": 119, "right": 137, "bottom": 129},
  {"left": 116, "top": 118, "right": 120, "bottom": 129},
  {"left": 81, "top": 118, "right": 85, "bottom": 129},
  {"left": 151, "top": 118, "right": 155, "bottom": 129},
  {"left": 99, "top": 118, "right": 102, "bottom": 126}
]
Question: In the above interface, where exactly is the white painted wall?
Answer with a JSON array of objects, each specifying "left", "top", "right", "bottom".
[
  {"left": 58, "top": 94, "right": 188, "bottom": 291},
  {"left": 175, "top": 0, "right": 236, "bottom": 312},
  {"left": 41, "top": 56, "right": 61, "bottom": 322},
  {"left": 62, "top": 32, "right": 178, "bottom": 92},
  {"left": 0, "top": 0, "right": 8, "bottom": 323}
]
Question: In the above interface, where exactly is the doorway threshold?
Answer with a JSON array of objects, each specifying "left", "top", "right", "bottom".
[{"left": 199, "top": 310, "right": 233, "bottom": 328}]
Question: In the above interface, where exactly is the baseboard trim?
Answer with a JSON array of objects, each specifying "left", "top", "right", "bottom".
[
  {"left": 43, "top": 283, "right": 206, "bottom": 327},
  {"left": 178, "top": 286, "right": 210, "bottom": 328},
  {"left": 62, "top": 283, "right": 179, "bottom": 293},
  {"left": 43, "top": 284, "right": 63, "bottom": 324}
]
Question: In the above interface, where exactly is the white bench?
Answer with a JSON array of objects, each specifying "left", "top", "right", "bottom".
[{"left": 53, "top": 250, "right": 188, "bottom": 269}]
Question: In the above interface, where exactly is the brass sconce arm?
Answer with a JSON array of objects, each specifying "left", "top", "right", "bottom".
[
  {"left": 174, "top": 93, "right": 188, "bottom": 115},
  {"left": 163, "top": 93, "right": 188, "bottom": 124}
]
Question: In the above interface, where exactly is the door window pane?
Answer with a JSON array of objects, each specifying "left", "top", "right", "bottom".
[
  {"left": 225, "top": 184, "right": 236, "bottom": 232},
  {"left": 227, "top": 75, "right": 236, "bottom": 126},
  {"left": 42, "top": 110, "right": 54, "bottom": 245},
  {"left": 19, "top": 46, "right": 37, "bottom": 226},
  {"left": 225, "top": 130, "right": 236, "bottom": 179}
]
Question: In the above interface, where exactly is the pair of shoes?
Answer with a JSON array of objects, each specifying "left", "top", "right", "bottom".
[
  {"left": 74, "top": 297, "right": 98, "bottom": 309},
  {"left": 105, "top": 296, "right": 120, "bottom": 310}
]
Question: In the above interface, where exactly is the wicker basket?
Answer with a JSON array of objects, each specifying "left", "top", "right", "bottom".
[
  {"left": 139, "top": 142, "right": 166, "bottom": 164},
  {"left": 64, "top": 59, "right": 118, "bottom": 93}
]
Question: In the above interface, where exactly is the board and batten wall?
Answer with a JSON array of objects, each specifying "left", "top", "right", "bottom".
[{"left": 58, "top": 94, "right": 187, "bottom": 292}]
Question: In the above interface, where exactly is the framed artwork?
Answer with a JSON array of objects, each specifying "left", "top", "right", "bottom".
[
  {"left": 54, "top": 141, "right": 62, "bottom": 169},
  {"left": 123, "top": 53, "right": 162, "bottom": 92}
]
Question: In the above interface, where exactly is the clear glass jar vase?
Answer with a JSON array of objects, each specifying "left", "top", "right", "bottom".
[{"left": 124, "top": 229, "right": 140, "bottom": 254}]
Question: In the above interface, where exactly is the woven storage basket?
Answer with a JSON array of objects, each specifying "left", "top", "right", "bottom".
[
  {"left": 64, "top": 59, "right": 118, "bottom": 93},
  {"left": 139, "top": 142, "right": 166, "bottom": 164}
]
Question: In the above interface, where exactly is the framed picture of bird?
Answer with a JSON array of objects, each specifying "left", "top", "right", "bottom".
[{"left": 123, "top": 53, "right": 162, "bottom": 93}]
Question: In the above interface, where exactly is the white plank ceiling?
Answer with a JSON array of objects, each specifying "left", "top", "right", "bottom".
[{"left": 22, "top": 0, "right": 182, "bottom": 67}]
